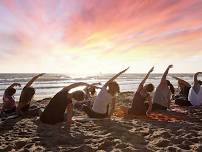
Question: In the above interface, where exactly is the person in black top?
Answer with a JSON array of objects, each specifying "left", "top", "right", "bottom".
[
  {"left": 128, "top": 67, "right": 154, "bottom": 116},
  {"left": 40, "top": 82, "right": 92, "bottom": 129},
  {"left": 2, "top": 83, "right": 21, "bottom": 114},
  {"left": 17, "top": 73, "right": 45, "bottom": 114},
  {"left": 173, "top": 76, "right": 192, "bottom": 106}
]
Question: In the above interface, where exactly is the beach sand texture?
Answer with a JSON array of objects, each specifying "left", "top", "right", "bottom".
[{"left": 0, "top": 92, "right": 202, "bottom": 152}]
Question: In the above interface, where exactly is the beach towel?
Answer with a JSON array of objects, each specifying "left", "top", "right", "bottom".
[{"left": 113, "top": 106, "right": 184, "bottom": 121}]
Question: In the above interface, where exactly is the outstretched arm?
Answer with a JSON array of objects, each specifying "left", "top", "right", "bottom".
[
  {"left": 85, "top": 82, "right": 102, "bottom": 90},
  {"left": 91, "top": 82, "right": 101, "bottom": 86},
  {"left": 172, "top": 76, "right": 191, "bottom": 87},
  {"left": 25, "top": 73, "right": 45, "bottom": 87},
  {"left": 7, "top": 83, "right": 21, "bottom": 89},
  {"left": 103, "top": 67, "right": 129, "bottom": 87},
  {"left": 136, "top": 67, "right": 154, "bottom": 93},
  {"left": 161, "top": 65, "right": 173, "bottom": 83},
  {"left": 62, "top": 82, "right": 91, "bottom": 92}
]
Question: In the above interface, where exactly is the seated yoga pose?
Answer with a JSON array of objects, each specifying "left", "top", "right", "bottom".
[
  {"left": 40, "top": 82, "right": 93, "bottom": 129},
  {"left": 2, "top": 83, "right": 21, "bottom": 114},
  {"left": 17, "top": 73, "right": 45, "bottom": 114},
  {"left": 128, "top": 67, "right": 154, "bottom": 116},
  {"left": 173, "top": 76, "right": 192, "bottom": 106},
  {"left": 188, "top": 72, "right": 202, "bottom": 106},
  {"left": 83, "top": 67, "right": 129, "bottom": 118},
  {"left": 152, "top": 65, "right": 175, "bottom": 111}
]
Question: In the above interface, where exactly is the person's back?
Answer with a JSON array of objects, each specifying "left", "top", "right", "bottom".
[
  {"left": 188, "top": 72, "right": 202, "bottom": 106},
  {"left": 128, "top": 91, "right": 147, "bottom": 115},
  {"left": 2, "top": 88, "right": 16, "bottom": 113},
  {"left": 18, "top": 86, "right": 35, "bottom": 112},
  {"left": 188, "top": 86, "right": 202, "bottom": 106},
  {"left": 40, "top": 90, "right": 71, "bottom": 124},
  {"left": 40, "top": 82, "right": 88, "bottom": 129},
  {"left": 2, "top": 84, "right": 20, "bottom": 114},
  {"left": 92, "top": 86, "right": 112, "bottom": 114},
  {"left": 152, "top": 65, "right": 173, "bottom": 110},
  {"left": 83, "top": 68, "right": 128, "bottom": 118},
  {"left": 128, "top": 67, "right": 154, "bottom": 116},
  {"left": 17, "top": 74, "right": 44, "bottom": 113},
  {"left": 153, "top": 83, "right": 171, "bottom": 108}
]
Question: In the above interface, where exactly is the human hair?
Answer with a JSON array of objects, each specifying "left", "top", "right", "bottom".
[
  {"left": 71, "top": 90, "right": 85, "bottom": 101},
  {"left": 198, "top": 80, "right": 202, "bottom": 85},
  {"left": 87, "top": 86, "right": 96, "bottom": 96},
  {"left": 166, "top": 80, "right": 175, "bottom": 94},
  {"left": 5, "top": 88, "right": 16, "bottom": 96},
  {"left": 107, "top": 81, "right": 120, "bottom": 96},
  {"left": 144, "top": 83, "right": 154, "bottom": 92}
]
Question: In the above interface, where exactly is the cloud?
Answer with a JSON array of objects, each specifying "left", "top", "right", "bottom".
[{"left": 0, "top": 0, "right": 202, "bottom": 73}]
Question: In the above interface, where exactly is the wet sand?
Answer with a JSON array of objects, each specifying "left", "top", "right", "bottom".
[{"left": 0, "top": 92, "right": 202, "bottom": 152}]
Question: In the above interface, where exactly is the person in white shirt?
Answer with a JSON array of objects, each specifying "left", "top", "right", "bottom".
[
  {"left": 83, "top": 67, "right": 129, "bottom": 118},
  {"left": 188, "top": 72, "right": 202, "bottom": 106}
]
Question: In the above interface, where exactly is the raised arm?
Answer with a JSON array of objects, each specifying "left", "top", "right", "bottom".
[
  {"left": 91, "top": 82, "right": 101, "bottom": 86},
  {"left": 172, "top": 76, "right": 191, "bottom": 87},
  {"left": 7, "top": 83, "right": 21, "bottom": 89},
  {"left": 136, "top": 67, "right": 154, "bottom": 92},
  {"left": 86, "top": 82, "right": 102, "bottom": 90},
  {"left": 161, "top": 65, "right": 173, "bottom": 83},
  {"left": 62, "top": 82, "right": 91, "bottom": 92},
  {"left": 25, "top": 73, "right": 45, "bottom": 87},
  {"left": 103, "top": 67, "right": 129, "bottom": 87}
]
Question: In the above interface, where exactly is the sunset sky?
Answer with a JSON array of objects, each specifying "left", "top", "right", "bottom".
[{"left": 0, "top": 0, "right": 202, "bottom": 75}]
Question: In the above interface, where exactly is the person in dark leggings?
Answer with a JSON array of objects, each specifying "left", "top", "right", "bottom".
[
  {"left": 83, "top": 67, "right": 129, "bottom": 118},
  {"left": 128, "top": 67, "right": 154, "bottom": 116},
  {"left": 40, "top": 82, "right": 92, "bottom": 130},
  {"left": 173, "top": 76, "right": 192, "bottom": 106},
  {"left": 17, "top": 73, "right": 45, "bottom": 114},
  {"left": 1, "top": 83, "right": 21, "bottom": 115}
]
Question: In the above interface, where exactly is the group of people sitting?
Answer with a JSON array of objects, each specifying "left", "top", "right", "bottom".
[
  {"left": 1, "top": 65, "right": 202, "bottom": 130},
  {"left": 1, "top": 73, "right": 44, "bottom": 116}
]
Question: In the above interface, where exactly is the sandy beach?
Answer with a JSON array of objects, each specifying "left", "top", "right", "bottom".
[{"left": 0, "top": 92, "right": 202, "bottom": 152}]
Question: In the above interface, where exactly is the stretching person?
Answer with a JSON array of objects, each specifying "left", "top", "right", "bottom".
[
  {"left": 128, "top": 67, "right": 154, "bottom": 116},
  {"left": 74, "top": 83, "right": 101, "bottom": 110},
  {"left": 17, "top": 73, "right": 45, "bottom": 114},
  {"left": 2, "top": 83, "right": 21, "bottom": 114},
  {"left": 188, "top": 72, "right": 202, "bottom": 106},
  {"left": 83, "top": 82, "right": 101, "bottom": 101},
  {"left": 152, "top": 65, "right": 174, "bottom": 111},
  {"left": 173, "top": 76, "right": 192, "bottom": 106},
  {"left": 40, "top": 82, "right": 92, "bottom": 128},
  {"left": 83, "top": 67, "right": 129, "bottom": 118}
]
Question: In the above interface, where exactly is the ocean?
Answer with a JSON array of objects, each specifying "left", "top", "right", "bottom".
[{"left": 0, "top": 73, "right": 196, "bottom": 103}]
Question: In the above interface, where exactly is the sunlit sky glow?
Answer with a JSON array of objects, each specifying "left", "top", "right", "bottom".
[{"left": 0, "top": 0, "right": 202, "bottom": 75}]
